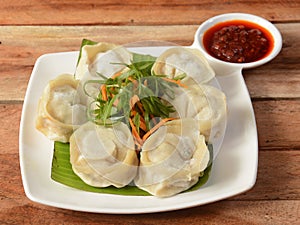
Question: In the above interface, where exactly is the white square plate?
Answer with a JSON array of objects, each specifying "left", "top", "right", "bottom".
[{"left": 19, "top": 47, "right": 258, "bottom": 214}]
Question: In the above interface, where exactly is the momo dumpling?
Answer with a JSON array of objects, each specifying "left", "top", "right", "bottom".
[
  {"left": 36, "top": 74, "right": 87, "bottom": 142},
  {"left": 70, "top": 121, "right": 138, "bottom": 188},
  {"left": 75, "top": 42, "right": 132, "bottom": 101},
  {"left": 75, "top": 42, "right": 132, "bottom": 81},
  {"left": 165, "top": 78, "right": 227, "bottom": 145},
  {"left": 196, "top": 84, "right": 227, "bottom": 143},
  {"left": 152, "top": 47, "right": 215, "bottom": 84},
  {"left": 134, "top": 118, "right": 210, "bottom": 197}
]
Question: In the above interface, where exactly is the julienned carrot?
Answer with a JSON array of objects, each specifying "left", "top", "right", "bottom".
[
  {"left": 136, "top": 102, "right": 144, "bottom": 114},
  {"left": 101, "top": 85, "right": 108, "bottom": 101},
  {"left": 127, "top": 77, "right": 138, "bottom": 88},
  {"left": 101, "top": 70, "right": 123, "bottom": 102},
  {"left": 142, "top": 117, "right": 176, "bottom": 141},
  {"left": 130, "top": 95, "right": 140, "bottom": 109},
  {"left": 131, "top": 110, "right": 137, "bottom": 117},
  {"left": 162, "top": 77, "right": 187, "bottom": 88},
  {"left": 111, "top": 70, "right": 123, "bottom": 79},
  {"left": 100, "top": 69, "right": 179, "bottom": 144},
  {"left": 131, "top": 109, "right": 147, "bottom": 131},
  {"left": 138, "top": 116, "right": 147, "bottom": 131},
  {"left": 139, "top": 117, "right": 147, "bottom": 131},
  {"left": 129, "top": 117, "right": 143, "bottom": 145}
]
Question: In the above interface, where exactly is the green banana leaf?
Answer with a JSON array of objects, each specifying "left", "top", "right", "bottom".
[{"left": 51, "top": 141, "right": 212, "bottom": 196}]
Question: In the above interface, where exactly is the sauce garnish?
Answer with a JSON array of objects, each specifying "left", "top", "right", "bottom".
[{"left": 203, "top": 20, "right": 274, "bottom": 63}]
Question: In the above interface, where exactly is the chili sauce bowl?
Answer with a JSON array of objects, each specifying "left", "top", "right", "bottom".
[{"left": 192, "top": 13, "right": 282, "bottom": 76}]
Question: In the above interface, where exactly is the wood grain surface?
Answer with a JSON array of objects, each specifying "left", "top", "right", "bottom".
[
  {"left": 1, "top": 0, "right": 300, "bottom": 25},
  {"left": 1, "top": 23, "right": 300, "bottom": 101},
  {"left": 0, "top": 0, "right": 299, "bottom": 224}
]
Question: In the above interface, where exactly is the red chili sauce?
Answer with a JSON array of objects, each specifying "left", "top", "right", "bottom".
[{"left": 203, "top": 20, "right": 274, "bottom": 63}]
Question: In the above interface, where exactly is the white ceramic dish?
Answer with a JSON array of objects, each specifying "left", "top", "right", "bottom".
[
  {"left": 20, "top": 13, "right": 283, "bottom": 213},
  {"left": 19, "top": 48, "right": 258, "bottom": 214},
  {"left": 192, "top": 13, "right": 282, "bottom": 76}
]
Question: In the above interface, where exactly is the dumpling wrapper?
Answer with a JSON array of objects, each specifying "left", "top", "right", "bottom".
[
  {"left": 164, "top": 77, "right": 227, "bottom": 147},
  {"left": 75, "top": 42, "right": 132, "bottom": 81},
  {"left": 70, "top": 121, "right": 139, "bottom": 188},
  {"left": 151, "top": 46, "right": 226, "bottom": 145},
  {"left": 152, "top": 47, "right": 215, "bottom": 84},
  {"left": 134, "top": 118, "right": 210, "bottom": 197},
  {"left": 75, "top": 42, "right": 132, "bottom": 101},
  {"left": 36, "top": 74, "right": 87, "bottom": 143}
]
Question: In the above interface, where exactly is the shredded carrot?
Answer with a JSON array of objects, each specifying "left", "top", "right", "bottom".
[
  {"left": 133, "top": 101, "right": 148, "bottom": 131},
  {"left": 136, "top": 102, "right": 145, "bottom": 114},
  {"left": 127, "top": 76, "right": 134, "bottom": 82},
  {"left": 129, "top": 95, "right": 140, "bottom": 109},
  {"left": 129, "top": 117, "right": 143, "bottom": 145},
  {"left": 101, "top": 69, "right": 180, "bottom": 146},
  {"left": 162, "top": 77, "right": 187, "bottom": 88},
  {"left": 130, "top": 109, "right": 147, "bottom": 131},
  {"left": 127, "top": 77, "right": 138, "bottom": 88},
  {"left": 131, "top": 110, "right": 137, "bottom": 117},
  {"left": 101, "top": 70, "right": 124, "bottom": 102},
  {"left": 101, "top": 85, "right": 108, "bottom": 101},
  {"left": 138, "top": 116, "right": 147, "bottom": 131},
  {"left": 111, "top": 70, "right": 123, "bottom": 79},
  {"left": 142, "top": 117, "right": 176, "bottom": 141}
]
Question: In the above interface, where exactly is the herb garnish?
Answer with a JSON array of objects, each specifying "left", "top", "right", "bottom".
[{"left": 85, "top": 52, "right": 186, "bottom": 149}]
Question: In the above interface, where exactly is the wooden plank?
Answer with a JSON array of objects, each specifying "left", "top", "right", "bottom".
[
  {"left": 0, "top": 0, "right": 299, "bottom": 25},
  {"left": 0, "top": 201, "right": 297, "bottom": 224},
  {"left": 1, "top": 176, "right": 299, "bottom": 225},
  {"left": 253, "top": 100, "right": 300, "bottom": 149},
  {"left": 244, "top": 23, "right": 300, "bottom": 98},
  {"left": 0, "top": 104, "right": 22, "bottom": 155},
  {"left": 1, "top": 147, "right": 298, "bottom": 203},
  {"left": 1, "top": 147, "right": 299, "bottom": 222},
  {"left": 0, "top": 24, "right": 299, "bottom": 101},
  {"left": 0, "top": 25, "right": 196, "bottom": 102},
  {"left": 233, "top": 150, "right": 300, "bottom": 200}
]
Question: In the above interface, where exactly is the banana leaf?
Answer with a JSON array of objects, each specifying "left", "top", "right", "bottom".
[{"left": 51, "top": 141, "right": 212, "bottom": 196}]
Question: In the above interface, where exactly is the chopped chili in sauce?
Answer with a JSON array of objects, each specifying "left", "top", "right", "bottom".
[{"left": 203, "top": 20, "right": 274, "bottom": 63}]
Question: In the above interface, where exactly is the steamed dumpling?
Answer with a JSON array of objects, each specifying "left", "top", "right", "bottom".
[
  {"left": 148, "top": 46, "right": 226, "bottom": 146},
  {"left": 36, "top": 74, "right": 87, "bottom": 142},
  {"left": 164, "top": 78, "right": 227, "bottom": 144},
  {"left": 75, "top": 42, "right": 132, "bottom": 101},
  {"left": 152, "top": 47, "right": 215, "bottom": 84},
  {"left": 75, "top": 42, "right": 132, "bottom": 81},
  {"left": 134, "top": 118, "right": 210, "bottom": 197},
  {"left": 70, "top": 121, "right": 138, "bottom": 188},
  {"left": 197, "top": 84, "right": 227, "bottom": 142}
]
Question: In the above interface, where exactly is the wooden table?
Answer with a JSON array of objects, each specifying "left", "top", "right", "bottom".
[{"left": 1, "top": 1, "right": 299, "bottom": 224}]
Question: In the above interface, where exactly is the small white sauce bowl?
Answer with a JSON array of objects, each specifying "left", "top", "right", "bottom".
[{"left": 192, "top": 13, "right": 282, "bottom": 76}]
